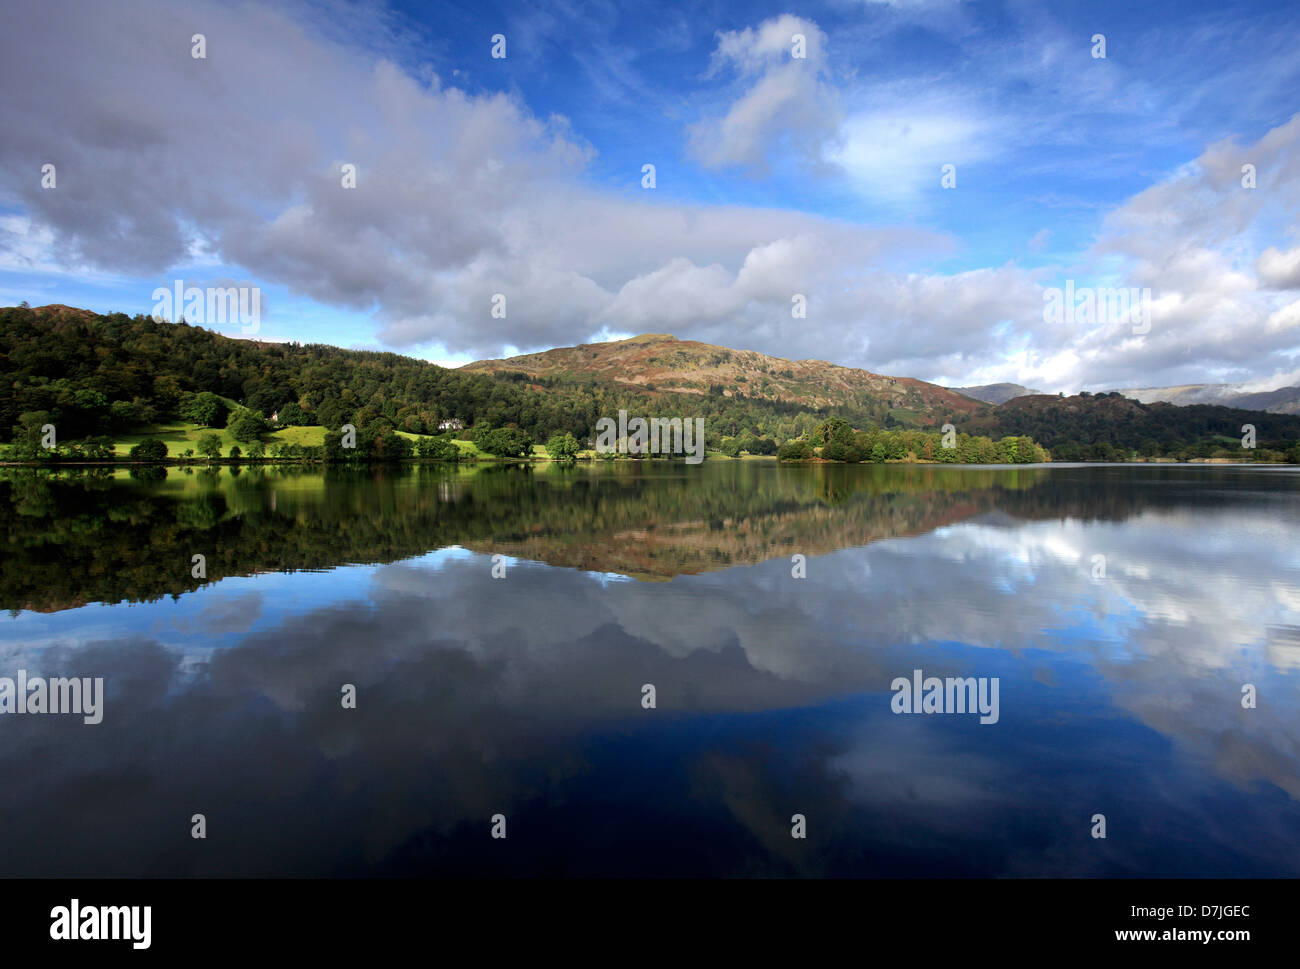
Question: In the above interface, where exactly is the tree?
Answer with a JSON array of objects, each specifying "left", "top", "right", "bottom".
[
  {"left": 277, "top": 401, "right": 308, "bottom": 425},
  {"left": 246, "top": 440, "right": 265, "bottom": 459},
  {"left": 422, "top": 436, "right": 460, "bottom": 461},
  {"left": 81, "top": 436, "right": 115, "bottom": 461},
  {"left": 813, "top": 417, "right": 851, "bottom": 445},
  {"left": 778, "top": 439, "right": 813, "bottom": 461},
  {"left": 315, "top": 399, "right": 348, "bottom": 430},
  {"left": 108, "top": 398, "right": 138, "bottom": 431},
  {"left": 546, "top": 432, "right": 580, "bottom": 462},
  {"left": 180, "top": 391, "right": 229, "bottom": 428},
  {"left": 478, "top": 426, "right": 533, "bottom": 458},
  {"left": 822, "top": 424, "right": 858, "bottom": 461},
  {"left": 229, "top": 445, "right": 242, "bottom": 461},
  {"left": 228, "top": 410, "right": 268, "bottom": 443},
  {"left": 1014, "top": 436, "right": 1041, "bottom": 464},
  {"left": 128, "top": 438, "right": 168, "bottom": 463},
  {"left": 196, "top": 433, "right": 223, "bottom": 463},
  {"left": 368, "top": 429, "right": 412, "bottom": 462}
]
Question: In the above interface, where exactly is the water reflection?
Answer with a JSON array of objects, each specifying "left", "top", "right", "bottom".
[{"left": 0, "top": 464, "right": 1297, "bottom": 876}]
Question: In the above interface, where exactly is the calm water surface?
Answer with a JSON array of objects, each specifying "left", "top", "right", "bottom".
[{"left": 2, "top": 462, "right": 1298, "bottom": 876}]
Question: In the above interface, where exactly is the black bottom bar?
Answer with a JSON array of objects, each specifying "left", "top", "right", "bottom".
[{"left": 3, "top": 878, "right": 1287, "bottom": 956}]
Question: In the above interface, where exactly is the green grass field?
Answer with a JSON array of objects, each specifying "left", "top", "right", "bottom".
[
  {"left": 111, "top": 424, "right": 542, "bottom": 460},
  {"left": 105, "top": 423, "right": 780, "bottom": 463},
  {"left": 269, "top": 425, "right": 327, "bottom": 448},
  {"left": 112, "top": 422, "right": 230, "bottom": 457},
  {"left": 103, "top": 426, "right": 783, "bottom": 462},
  {"left": 113, "top": 422, "right": 331, "bottom": 457}
]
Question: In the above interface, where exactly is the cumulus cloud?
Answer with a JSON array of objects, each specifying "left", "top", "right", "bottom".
[
  {"left": 1258, "top": 245, "right": 1300, "bottom": 289},
  {"left": 1059, "top": 114, "right": 1300, "bottom": 390},
  {"left": 1266, "top": 298, "right": 1300, "bottom": 334},
  {"left": 687, "top": 15, "right": 842, "bottom": 175}
]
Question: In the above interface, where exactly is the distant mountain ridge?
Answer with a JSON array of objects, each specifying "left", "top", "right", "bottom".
[
  {"left": 955, "top": 378, "right": 1300, "bottom": 415},
  {"left": 1116, "top": 382, "right": 1300, "bottom": 415},
  {"left": 952, "top": 383, "right": 1043, "bottom": 405}
]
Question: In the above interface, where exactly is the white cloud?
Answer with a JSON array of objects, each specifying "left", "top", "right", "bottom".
[
  {"left": 688, "top": 15, "right": 841, "bottom": 175},
  {"left": 831, "top": 108, "right": 994, "bottom": 203},
  {"left": 1266, "top": 298, "right": 1300, "bottom": 334},
  {"left": 1258, "top": 245, "right": 1300, "bottom": 289}
]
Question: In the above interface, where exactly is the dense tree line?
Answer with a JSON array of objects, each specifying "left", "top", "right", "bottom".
[
  {"left": 963, "top": 391, "right": 1300, "bottom": 462},
  {"left": 777, "top": 417, "right": 1049, "bottom": 464}
]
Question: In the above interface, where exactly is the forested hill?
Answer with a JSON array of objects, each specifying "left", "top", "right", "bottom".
[
  {"left": 964, "top": 391, "right": 1300, "bottom": 461},
  {"left": 1, "top": 303, "right": 540, "bottom": 440},
  {"left": 0, "top": 305, "right": 906, "bottom": 445},
  {"left": 463, "top": 332, "right": 984, "bottom": 424}
]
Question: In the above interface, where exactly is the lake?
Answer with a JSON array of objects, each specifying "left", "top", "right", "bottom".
[{"left": 2, "top": 461, "right": 1298, "bottom": 877}]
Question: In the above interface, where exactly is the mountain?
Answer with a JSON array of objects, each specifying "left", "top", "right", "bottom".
[
  {"left": 463, "top": 333, "right": 985, "bottom": 425},
  {"left": 1230, "top": 386, "right": 1300, "bottom": 414},
  {"left": 951, "top": 382, "right": 1043, "bottom": 405},
  {"left": 1117, "top": 383, "right": 1300, "bottom": 415},
  {"left": 955, "top": 378, "right": 1300, "bottom": 415}
]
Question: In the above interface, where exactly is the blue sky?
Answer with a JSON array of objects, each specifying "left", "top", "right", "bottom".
[{"left": 1, "top": 0, "right": 1298, "bottom": 391}]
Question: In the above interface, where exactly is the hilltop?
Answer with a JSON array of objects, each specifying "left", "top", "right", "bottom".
[
  {"left": 463, "top": 333, "right": 984, "bottom": 427},
  {"left": 951, "top": 382, "right": 1042, "bottom": 405}
]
